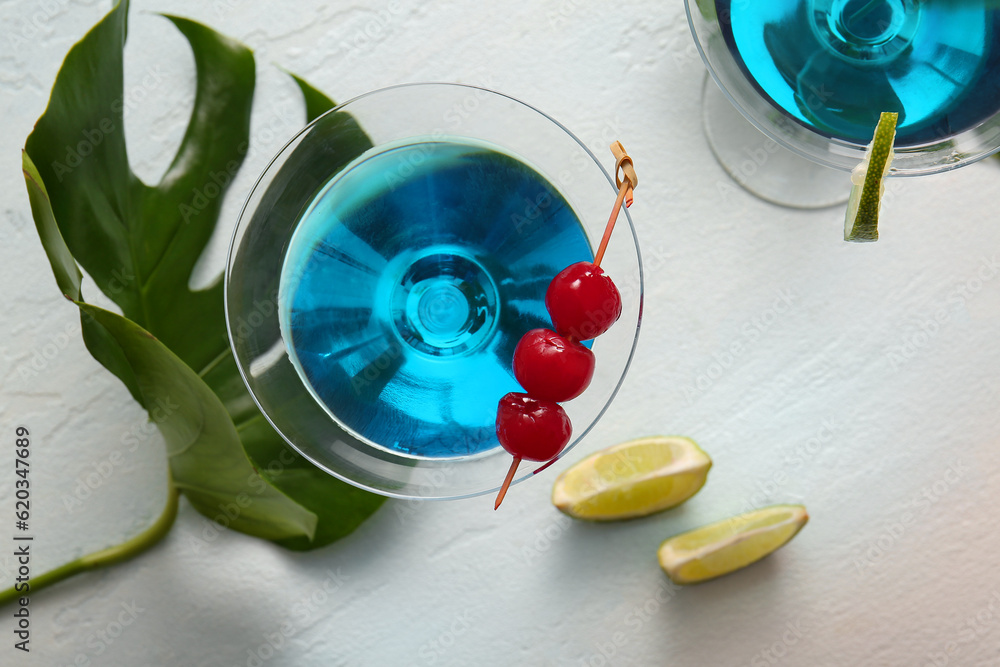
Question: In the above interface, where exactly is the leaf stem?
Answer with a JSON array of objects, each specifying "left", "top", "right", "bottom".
[
  {"left": 0, "top": 482, "right": 179, "bottom": 607},
  {"left": 234, "top": 411, "right": 266, "bottom": 433},
  {"left": 197, "top": 346, "right": 231, "bottom": 378}
]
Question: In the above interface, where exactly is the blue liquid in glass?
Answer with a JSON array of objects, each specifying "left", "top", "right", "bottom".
[
  {"left": 718, "top": 0, "right": 1000, "bottom": 145},
  {"left": 279, "top": 139, "right": 593, "bottom": 458}
]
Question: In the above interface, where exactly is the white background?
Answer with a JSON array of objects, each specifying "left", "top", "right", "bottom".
[{"left": 3, "top": 1, "right": 1000, "bottom": 665}]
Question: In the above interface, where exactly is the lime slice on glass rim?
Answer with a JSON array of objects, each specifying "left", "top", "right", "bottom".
[
  {"left": 845, "top": 111, "right": 898, "bottom": 242},
  {"left": 657, "top": 504, "right": 809, "bottom": 585},
  {"left": 551, "top": 436, "right": 712, "bottom": 521}
]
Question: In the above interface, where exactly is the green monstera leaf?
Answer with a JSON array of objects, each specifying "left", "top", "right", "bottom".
[
  {"left": 287, "top": 70, "right": 339, "bottom": 123},
  {"left": 19, "top": 0, "right": 385, "bottom": 577}
]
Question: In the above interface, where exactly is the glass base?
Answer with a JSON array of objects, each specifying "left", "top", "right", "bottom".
[{"left": 701, "top": 73, "right": 849, "bottom": 209}]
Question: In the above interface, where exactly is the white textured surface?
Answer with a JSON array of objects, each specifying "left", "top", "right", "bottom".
[{"left": 3, "top": 1, "right": 1000, "bottom": 665}]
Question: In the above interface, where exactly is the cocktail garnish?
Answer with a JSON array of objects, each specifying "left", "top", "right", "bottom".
[
  {"left": 845, "top": 111, "right": 897, "bottom": 242},
  {"left": 551, "top": 436, "right": 712, "bottom": 521},
  {"left": 657, "top": 504, "right": 809, "bottom": 585},
  {"left": 494, "top": 142, "right": 637, "bottom": 510}
]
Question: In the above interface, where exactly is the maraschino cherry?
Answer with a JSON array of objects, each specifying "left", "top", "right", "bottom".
[
  {"left": 546, "top": 262, "right": 622, "bottom": 342},
  {"left": 513, "top": 328, "right": 595, "bottom": 402},
  {"left": 494, "top": 141, "right": 636, "bottom": 509},
  {"left": 496, "top": 393, "right": 573, "bottom": 461},
  {"left": 493, "top": 393, "right": 573, "bottom": 509}
]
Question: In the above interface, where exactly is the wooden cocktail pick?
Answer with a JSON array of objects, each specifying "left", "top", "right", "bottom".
[{"left": 593, "top": 141, "right": 637, "bottom": 267}]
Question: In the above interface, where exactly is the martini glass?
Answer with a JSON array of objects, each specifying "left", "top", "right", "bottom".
[
  {"left": 685, "top": 0, "right": 1000, "bottom": 208},
  {"left": 225, "top": 83, "right": 642, "bottom": 500}
]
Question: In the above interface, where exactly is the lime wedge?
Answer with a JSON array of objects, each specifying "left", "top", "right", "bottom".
[
  {"left": 657, "top": 504, "right": 808, "bottom": 585},
  {"left": 845, "top": 111, "right": 898, "bottom": 242},
  {"left": 551, "top": 436, "right": 711, "bottom": 521}
]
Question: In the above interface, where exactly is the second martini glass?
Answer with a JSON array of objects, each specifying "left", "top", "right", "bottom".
[{"left": 686, "top": 0, "right": 1000, "bottom": 208}]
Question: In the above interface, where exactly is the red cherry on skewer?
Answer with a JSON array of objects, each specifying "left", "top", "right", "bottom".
[
  {"left": 493, "top": 392, "right": 572, "bottom": 509},
  {"left": 545, "top": 262, "right": 623, "bottom": 342},
  {"left": 513, "top": 328, "right": 596, "bottom": 402},
  {"left": 493, "top": 141, "right": 636, "bottom": 510},
  {"left": 496, "top": 393, "right": 573, "bottom": 461}
]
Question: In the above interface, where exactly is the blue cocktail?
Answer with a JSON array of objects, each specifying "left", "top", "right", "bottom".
[
  {"left": 720, "top": 0, "right": 1000, "bottom": 145},
  {"left": 279, "top": 139, "right": 593, "bottom": 458}
]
